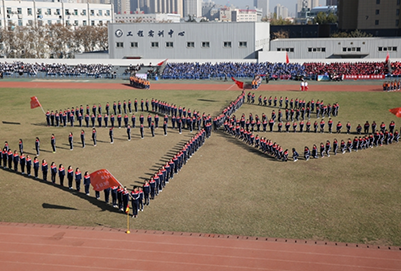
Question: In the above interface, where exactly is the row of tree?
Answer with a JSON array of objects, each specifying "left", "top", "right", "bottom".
[{"left": 0, "top": 24, "right": 107, "bottom": 58}]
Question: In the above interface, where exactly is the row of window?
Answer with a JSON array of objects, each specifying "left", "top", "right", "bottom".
[
  {"left": 3, "top": 19, "right": 108, "bottom": 27},
  {"left": 277, "top": 48, "right": 294, "bottom": 52},
  {"left": 274, "top": 46, "right": 398, "bottom": 53},
  {"left": 374, "top": 19, "right": 400, "bottom": 27},
  {"left": 375, "top": 9, "right": 400, "bottom": 15},
  {"left": 377, "top": 0, "right": 401, "bottom": 4},
  {"left": 3, "top": 7, "right": 110, "bottom": 16},
  {"left": 116, "top": 41, "right": 248, "bottom": 49},
  {"left": 378, "top": 46, "right": 398, "bottom": 52}
]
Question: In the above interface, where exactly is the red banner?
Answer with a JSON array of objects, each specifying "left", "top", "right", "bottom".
[
  {"left": 285, "top": 52, "right": 289, "bottom": 64},
  {"left": 389, "top": 107, "right": 401, "bottom": 118},
  {"left": 157, "top": 59, "right": 168, "bottom": 66},
  {"left": 30, "top": 96, "right": 41, "bottom": 109},
  {"left": 231, "top": 77, "right": 244, "bottom": 89},
  {"left": 90, "top": 169, "right": 121, "bottom": 191},
  {"left": 342, "top": 75, "right": 385, "bottom": 80}
]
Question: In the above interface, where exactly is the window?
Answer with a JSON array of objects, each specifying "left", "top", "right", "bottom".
[
  {"left": 83, "top": 20, "right": 87, "bottom": 26},
  {"left": 277, "top": 48, "right": 281, "bottom": 51},
  {"left": 131, "top": 42, "right": 138, "bottom": 48},
  {"left": 38, "top": 20, "right": 43, "bottom": 26},
  {"left": 47, "top": 9, "right": 51, "bottom": 15},
  {"left": 98, "top": 10, "right": 102, "bottom": 16},
  {"left": 376, "top": 0, "right": 380, "bottom": 3},
  {"left": 56, "top": 9, "right": 60, "bottom": 15},
  {"left": 202, "top": 41, "right": 210, "bottom": 48},
  {"left": 82, "top": 9, "right": 86, "bottom": 16},
  {"left": 398, "top": 0, "right": 400, "bottom": 5},
  {"left": 375, "top": 20, "right": 379, "bottom": 25},
  {"left": 151, "top": 42, "right": 159, "bottom": 48},
  {"left": 383, "top": 47, "right": 387, "bottom": 51},
  {"left": 166, "top": 42, "right": 173, "bottom": 48},
  {"left": 187, "top": 42, "right": 195, "bottom": 48},
  {"left": 321, "top": 48, "right": 326, "bottom": 52},
  {"left": 17, "top": 8, "right": 22, "bottom": 14},
  {"left": 393, "top": 47, "right": 398, "bottom": 52},
  {"left": 28, "top": 20, "right": 33, "bottom": 25},
  {"left": 116, "top": 42, "right": 124, "bottom": 48},
  {"left": 356, "top": 47, "right": 361, "bottom": 52},
  {"left": 48, "top": 20, "right": 52, "bottom": 25},
  {"left": 342, "top": 47, "right": 346, "bottom": 52},
  {"left": 28, "top": 8, "right": 32, "bottom": 15},
  {"left": 74, "top": 20, "right": 78, "bottom": 26},
  {"left": 106, "top": 10, "right": 110, "bottom": 16},
  {"left": 7, "top": 8, "right": 11, "bottom": 14},
  {"left": 290, "top": 48, "right": 294, "bottom": 52},
  {"left": 397, "top": 9, "right": 400, "bottom": 16},
  {"left": 91, "top": 20, "right": 95, "bottom": 26},
  {"left": 313, "top": 48, "right": 317, "bottom": 52},
  {"left": 378, "top": 47, "right": 383, "bottom": 51},
  {"left": 74, "top": 9, "right": 78, "bottom": 15},
  {"left": 18, "top": 19, "right": 22, "bottom": 26},
  {"left": 90, "top": 10, "right": 95, "bottom": 16},
  {"left": 375, "top": 9, "right": 379, "bottom": 15},
  {"left": 308, "top": 48, "right": 312, "bottom": 52},
  {"left": 223, "top": 41, "right": 231, "bottom": 48},
  {"left": 65, "top": 9, "right": 70, "bottom": 15},
  {"left": 66, "top": 20, "right": 70, "bottom": 26},
  {"left": 239, "top": 41, "right": 247, "bottom": 48}
]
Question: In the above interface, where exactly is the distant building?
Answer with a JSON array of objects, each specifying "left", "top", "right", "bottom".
[
  {"left": 0, "top": 1, "right": 113, "bottom": 28},
  {"left": 310, "top": 5, "right": 337, "bottom": 17},
  {"left": 128, "top": 0, "right": 183, "bottom": 17},
  {"left": 183, "top": 0, "right": 202, "bottom": 18},
  {"left": 202, "top": 0, "right": 220, "bottom": 21},
  {"left": 219, "top": 7, "right": 232, "bottom": 22},
  {"left": 338, "top": 0, "right": 401, "bottom": 32},
  {"left": 253, "top": 0, "right": 269, "bottom": 18},
  {"left": 274, "top": 4, "right": 288, "bottom": 19},
  {"left": 232, "top": 8, "right": 262, "bottom": 22},
  {"left": 326, "top": 0, "right": 337, "bottom": 5},
  {"left": 115, "top": 13, "right": 181, "bottom": 23}
]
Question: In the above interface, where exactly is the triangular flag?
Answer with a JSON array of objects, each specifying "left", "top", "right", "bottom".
[
  {"left": 385, "top": 51, "right": 390, "bottom": 63},
  {"left": 90, "top": 169, "right": 121, "bottom": 191},
  {"left": 231, "top": 77, "right": 244, "bottom": 90},
  {"left": 30, "top": 96, "right": 41, "bottom": 109},
  {"left": 389, "top": 107, "right": 401, "bottom": 118},
  {"left": 286, "top": 52, "right": 290, "bottom": 64},
  {"left": 125, "top": 204, "right": 130, "bottom": 214},
  {"left": 157, "top": 59, "right": 168, "bottom": 66}
]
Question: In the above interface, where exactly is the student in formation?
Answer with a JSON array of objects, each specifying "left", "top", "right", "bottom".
[
  {"left": 75, "top": 168, "right": 82, "bottom": 192},
  {"left": 58, "top": 164, "right": 65, "bottom": 186},
  {"left": 84, "top": 171, "right": 91, "bottom": 196},
  {"left": 41, "top": 159, "right": 48, "bottom": 181},
  {"left": 50, "top": 162, "right": 57, "bottom": 183}
]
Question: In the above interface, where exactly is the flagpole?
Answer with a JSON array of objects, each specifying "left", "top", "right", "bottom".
[
  {"left": 39, "top": 105, "right": 46, "bottom": 115},
  {"left": 126, "top": 210, "right": 130, "bottom": 234}
]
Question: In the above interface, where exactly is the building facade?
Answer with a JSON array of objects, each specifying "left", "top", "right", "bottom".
[
  {"left": 0, "top": 0, "right": 113, "bottom": 28},
  {"left": 270, "top": 37, "right": 401, "bottom": 59},
  {"left": 338, "top": 0, "right": 401, "bottom": 31},
  {"left": 127, "top": 0, "right": 183, "bottom": 17},
  {"left": 326, "top": 0, "right": 337, "bottom": 5},
  {"left": 115, "top": 13, "right": 180, "bottom": 23},
  {"left": 253, "top": 0, "right": 269, "bottom": 18},
  {"left": 183, "top": 0, "right": 202, "bottom": 18},
  {"left": 108, "top": 22, "right": 270, "bottom": 59},
  {"left": 274, "top": 4, "right": 288, "bottom": 19}
]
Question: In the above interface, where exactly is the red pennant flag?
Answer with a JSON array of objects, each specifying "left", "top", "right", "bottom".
[
  {"left": 231, "top": 77, "right": 244, "bottom": 90},
  {"left": 389, "top": 107, "right": 401, "bottom": 118},
  {"left": 157, "top": 59, "right": 168, "bottom": 66},
  {"left": 90, "top": 169, "right": 121, "bottom": 191},
  {"left": 30, "top": 96, "right": 41, "bottom": 109},
  {"left": 385, "top": 51, "right": 390, "bottom": 63},
  {"left": 286, "top": 52, "right": 290, "bottom": 64}
]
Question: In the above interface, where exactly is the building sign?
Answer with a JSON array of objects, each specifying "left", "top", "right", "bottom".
[{"left": 115, "top": 28, "right": 185, "bottom": 38}]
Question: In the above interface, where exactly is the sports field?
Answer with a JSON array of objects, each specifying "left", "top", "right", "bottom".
[{"left": 0, "top": 79, "right": 400, "bottom": 247}]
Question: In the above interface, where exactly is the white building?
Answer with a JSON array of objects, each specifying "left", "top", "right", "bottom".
[
  {"left": 253, "top": 0, "right": 269, "bottom": 18},
  {"left": 115, "top": 13, "right": 180, "bottom": 23},
  {"left": 183, "top": 0, "right": 202, "bottom": 18},
  {"left": 232, "top": 8, "right": 262, "bottom": 22},
  {"left": 274, "top": 4, "right": 288, "bottom": 19},
  {"left": 296, "top": 0, "right": 319, "bottom": 14},
  {"left": 0, "top": 0, "right": 113, "bottom": 28}
]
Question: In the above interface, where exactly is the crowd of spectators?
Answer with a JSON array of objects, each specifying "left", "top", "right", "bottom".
[{"left": 0, "top": 62, "right": 114, "bottom": 78}]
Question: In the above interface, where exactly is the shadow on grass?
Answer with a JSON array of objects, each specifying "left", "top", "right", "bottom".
[
  {"left": 215, "top": 130, "right": 282, "bottom": 162},
  {"left": 42, "top": 203, "right": 77, "bottom": 210}
]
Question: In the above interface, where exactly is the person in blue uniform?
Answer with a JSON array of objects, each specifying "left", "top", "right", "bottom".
[
  {"left": 134, "top": 99, "right": 138, "bottom": 112},
  {"left": 150, "top": 121, "right": 155, "bottom": 137},
  {"left": 292, "top": 148, "right": 299, "bottom": 162},
  {"left": 304, "top": 146, "right": 310, "bottom": 161},
  {"left": 18, "top": 139, "right": 23, "bottom": 154},
  {"left": 143, "top": 180, "right": 150, "bottom": 206},
  {"left": 33, "top": 157, "right": 39, "bottom": 178},
  {"left": 131, "top": 114, "right": 136, "bottom": 128},
  {"left": 111, "top": 186, "right": 118, "bottom": 208},
  {"left": 127, "top": 125, "right": 131, "bottom": 141},
  {"left": 92, "top": 128, "right": 97, "bottom": 146},
  {"left": 85, "top": 114, "right": 90, "bottom": 127},
  {"left": 80, "top": 130, "right": 85, "bottom": 148},
  {"left": 122, "top": 187, "right": 130, "bottom": 213},
  {"left": 19, "top": 153, "right": 26, "bottom": 174},
  {"left": 138, "top": 187, "right": 144, "bottom": 212},
  {"left": 68, "top": 132, "right": 73, "bottom": 150},
  {"left": 104, "top": 187, "right": 111, "bottom": 204},
  {"left": 41, "top": 159, "right": 48, "bottom": 181},
  {"left": 163, "top": 121, "right": 167, "bottom": 136},
  {"left": 113, "top": 101, "right": 117, "bottom": 115},
  {"left": 140, "top": 124, "right": 144, "bottom": 139},
  {"left": 104, "top": 114, "right": 109, "bottom": 127},
  {"left": 26, "top": 155, "right": 32, "bottom": 176},
  {"left": 117, "top": 114, "right": 122, "bottom": 128},
  {"left": 13, "top": 150, "right": 19, "bottom": 172},
  {"left": 7, "top": 149, "right": 13, "bottom": 169},
  {"left": 75, "top": 168, "right": 82, "bottom": 192},
  {"left": 97, "top": 114, "right": 102, "bottom": 127},
  {"left": 83, "top": 171, "right": 91, "bottom": 195},
  {"left": 58, "top": 164, "right": 65, "bottom": 186},
  {"left": 35, "top": 137, "right": 40, "bottom": 156},
  {"left": 51, "top": 134, "right": 56, "bottom": 153},
  {"left": 149, "top": 178, "right": 156, "bottom": 200},
  {"left": 50, "top": 162, "right": 57, "bottom": 183},
  {"left": 109, "top": 127, "right": 114, "bottom": 144},
  {"left": 67, "top": 166, "right": 74, "bottom": 189},
  {"left": 131, "top": 187, "right": 140, "bottom": 218}
]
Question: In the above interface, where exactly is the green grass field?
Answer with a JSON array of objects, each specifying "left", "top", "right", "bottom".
[{"left": 0, "top": 81, "right": 400, "bottom": 246}]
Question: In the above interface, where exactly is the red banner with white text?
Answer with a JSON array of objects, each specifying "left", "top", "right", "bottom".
[{"left": 342, "top": 75, "right": 385, "bottom": 80}]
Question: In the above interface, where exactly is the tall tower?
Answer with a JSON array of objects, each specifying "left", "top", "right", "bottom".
[
  {"left": 253, "top": 0, "right": 269, "bottom": 18},
  {"left": 183, "top": 0, "right": 202, "bottom": 18}
]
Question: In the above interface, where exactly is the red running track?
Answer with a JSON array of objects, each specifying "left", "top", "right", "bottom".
[
  {"left": 0, "top": 222, "right": 400, "bottom": 271},
  {"left": 0, "top": 81, "right": 383, "bottom": 92}
]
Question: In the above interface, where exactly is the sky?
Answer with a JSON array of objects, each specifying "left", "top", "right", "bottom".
[{"left": 211, "top": 0, "right": 298, "bottom": 17}]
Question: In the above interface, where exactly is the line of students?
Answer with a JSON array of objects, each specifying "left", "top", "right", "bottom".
[{"left": 109, "top": 129, "right": 207, "bottom": 218}]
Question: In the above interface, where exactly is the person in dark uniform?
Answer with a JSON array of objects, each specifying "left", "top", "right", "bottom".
[
  {"left": 149, "top": 178, "right": 156, "bottom": 200},
  {"left": 111, "top": 186, "right": 118, "bottom": 208},
  {"left": 104, "top": 187, "right": 111, "bottom": 204},
  {"left": 80, "top": 130, "right": 85, "bottom": 148},
  {"left": 85, "top": 114, "right": 89, "bottom": 128},
  {"left": 292, "top": 148, "right": 299, "bottom": 162},
  {"left": 41, "top": 159, "right": 48, "bottom": 181},
  {"left": 109, "top": 127, "right": 114, "bottom": 144},
  {"left": 113, "top": 101, "right": 117, "bottom": 115},
  {"left": 18, "top": 139, "right": 23, "bottom": 154},
  {"left": 7, "top": 149, "right": 13, "bottom": 169},
  {"left": 117, "top": 114, "right": 122, "bottom": 128},
  {"left": 118, "top": 101, "right": 122, "bottom": 114},
  {"left": 84, "top": 171, "right": 91, "bottom": 195},
  {"left": 67, "top": 166, "right": 74, "bottom": 189},
  {"left": 68, "top": 132, "right": 73, "bottom": 150},
  {"left": 58, "top": 164, "right": 65, "bottom": 186},
  {"left": 97, "top": 114, "right": 102, "bottom": 128},
  {"left": 143, "top": 180, "right": 150, "bottom": 206},
  {"left": 138, "top": 187, "right": 144, "bottom": 212},
  {"left": 19, "top": 153, "right": 26, "bottom": 174},
  {"left": 26, "top": 155, "right": 32, "bottom": 176},
  {"left": 33, "top": 157, "right": 39, "bottom": 178},
  {"left": 131, "top": 114, "right": 136, "bottom": 128},
  {"left": 13, "top": 150, "right": 19, "bottom": 172},
  {"left": 140, "top": 124, "right": 144, "bottom": 139},
  {"left": 35, "top": 137, "right": 40, "bottom": 156},
  {"left": 304, "top": 146, "right": 310, "bottom": 161},
  {"left": 50, "top": 162, "right": 57, "bottom": 183},
  {"left": 51, "top": 134, "right": 56, "bottom": 153},
  {"left": 163, "top": 121, "right": 167, "bottom": 136},
  {"left": 134, "top": 98, "right": 138, "bottom": 112},
  {"left": 75, "top": 168, "right": 82, "bottom": 192},
  {"left": 122, "top": 187, "right": 130, "bottom": 213},
  {"left": 150, "top": 121, "right": 155, "bottom": 137},
  {"left": 92, "top": 128, "right": 97, "bottom": 146},
  {"left": 127, "top": 125, "right": 131, "bottom": 141},
  {"left": 1, "top": 148, "right": 7, "bottom": 168},
  {"left": 131, "top": 187, "right": 140, "bottom": 218}
]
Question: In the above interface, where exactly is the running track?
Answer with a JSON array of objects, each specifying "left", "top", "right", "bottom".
[
  {"left": 0, "top": 222, "right": 400, "bottom": 271},
  {"left": 0, "top": 81, "right": 382, "bottom": 92},
  {"left": 1, "top": 80, "right": 399, "bottom": 270}
]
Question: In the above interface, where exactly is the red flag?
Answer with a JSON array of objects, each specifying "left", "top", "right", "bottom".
[
  {"left": 231, "top": 77, "right": 244, "bottom": 89},
  {"left": 30, "top": 96, "right": 41, "bottom": 109},
  {"left": 90, "top": 169, "right": 121, "bottom": 191},
  {"left": 157, "top": 59, "right": 168, "bottom": 66},
  {"left": 385, "top": 52, "right": 390, "bottom": 63},
  {"left": 389, "top": 107, "right": 401, "bottom": 118},
  {"left": 285, "top": 52, "right": 290, "bottom": 64}
]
